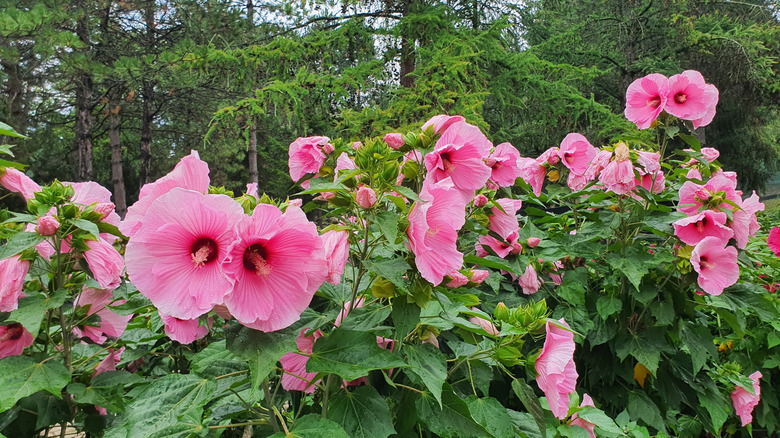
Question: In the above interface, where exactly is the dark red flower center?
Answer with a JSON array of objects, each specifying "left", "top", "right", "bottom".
[
  {"left": 191, "top": 238, "right": 218, "bottom": 267},
  {"left": 674, "top": 92, "right": 687, "bottom": 104},
  {"left": 243, "top": 243, "right": 272, "bottom": 277},
  {"left": 1, "top": 323, "right": 24, "bottom": 342},
  {"left": 647, "top": 96, "right": 662, "bottom": 108}
]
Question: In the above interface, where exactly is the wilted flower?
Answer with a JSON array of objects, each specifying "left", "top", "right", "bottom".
[
  {"left": 535, "top": 319, "right": 578, "bottom": 419},
  {"left": 160, "top": 313, "right": 210, "bottom": 344},
  {"left": 0, "top": 323, "right": 33, "bottom": 359},
  {"left": 731, "top": 371, "right": 762, "bottom": 427},
  {"left": 288, "top": 136, "right": 329, "bottom": 182},
  {"left": 356, "top": 186, "right": 377, "bottom": 209}
]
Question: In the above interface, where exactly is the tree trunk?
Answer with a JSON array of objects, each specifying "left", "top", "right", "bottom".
[
  {"left": 109, "top": 101, "right": 127, "bottom": 218},
  {"left": 247, "top": 0, "right": 254, "bottom": 25},
  {"left": 139, "top": 80, "right": 154, "bottom": 187},
  {"left": 0, "top": 58, "right": 26, "bottom": 143},
  {"left": 399, "top": 0, "right": 416, "bottom": 88},
  {"left": 248, "top": 121, "right": 258, "bottom": 185},
  {"left": 75, "top": 72, "right": 94, "bottom": 181}
]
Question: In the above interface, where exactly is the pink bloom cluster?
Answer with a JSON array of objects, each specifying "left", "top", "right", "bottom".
[
  {"left": 124, "top": 151, "right": 348, "bottom": 336},
  {"left": 625, "top": 70, "right": 719, "bottom": 130}
]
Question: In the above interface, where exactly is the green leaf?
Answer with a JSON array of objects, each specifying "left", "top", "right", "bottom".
[
  {"left": 70, "top": 218, "right": 101, "bottom": 239},
  {"left": 596, "top": 296, "right": 622, "bottom": 319},
  {"left": 190, "top": 340, "right": 247, "bottom": 385},
  {"left": 393, "top": 185, "right": 421, "bottom": 202},
  {"left": 225, "top": 325, "right": 298, "bottom": 395},
  {"left": 615, "top": 328, "right": 668, "bottom": 375},
  {"left": 404, "top": 344, "right": 447, "bottom": 406},
  {"left": 119, "top": 374, "right": 216, "bottom": 438},
  {"left": 697, "top": 384, "right": 730, "bottom": 433},
  {"left": 392, "top": 298, "right": 420, "bottom": 341},
  {"left": 464, "top": 254, "right": 515, "bottom": 273},
  {"left": 627, "top": 391, "right": 665, "bottom": 432},
  {"left": 416, "top": 385, "right": 489, "bottom": 438},
  {"left": 679, "top": 323, "right": 717, "bottom": 374},
  {"left": 576, "top": 406, "right": 623, "bottom": 435},
  {"left": 308, "top": 329, "right": 406, "bottom": 381},
  {"left": 327, "top": 386, "right": 395, "bottom": 438},
  {"left": 557, "top": 267, "right": 588, "bottom": 306},
  {"left": 68, "top": 382, "right": 125, "bottom": 413},
  {"left": 0, "top": 232, "right": 44, "bottom": 261},
  {"left": 605, "top": 252, "right": 650, "bottom": 291},
  {"left": 0, "top": 122, "right": 26, "bottom": 139},
  {"left": 508, "top": 410, "right": 545, "bottom": 438},
  {"left": 511, "top": 379, "right": 547, "bottom": 438},
  {"left": 0, "top": 356, "right": 70, "bottom": 412},
  {"left": 269, "top": 414, "right": 350, "bottom": 438},
  {"left": 339, "top": 304, "right": 391, "bottom": 332},
  {"left": 374, "top": 211, "right": 399, "bottom": 248},
  {"left": 366, "top": 258, "right": 410, "bottom": 292},
  {"left": 466, "top": 396, "right": 514, "bottom": 438},
  {"left": 9, "top": 290, "right": 67, "bottom": 338}
]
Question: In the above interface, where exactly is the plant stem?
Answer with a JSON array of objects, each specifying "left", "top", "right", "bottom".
[
  {"left": 263, "top": 378, "right": 280, "bottom": 433},
  {"left": 321, "top": 374, "right": 333, "bottom": 418}
]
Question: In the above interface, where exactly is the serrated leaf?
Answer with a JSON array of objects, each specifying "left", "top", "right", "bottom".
[
  {"left": 0, "top": 357, "right": 70, "bottom": 412},
  {"left": 596, "top": 296, "right": 622, "bottom": 319},
  {"left": 68, "top": 382, "right": 125, "bottom": 413},
  {"left": 615, "top": 329, "right": 668, "bottom": 375},
  {"left": 269, "top": 414, "right": 350, "bottom": 438},
  {"left": 0, "top": 232, "right": 44, "bottom": 261},
  {"left": 392, "top": 298, "right": 420, "bottom": 341},
  {"left": 404, "top": 345, "right": 447, "bottom": 406},
  {"left": 627, "top": 391, "right": 665, "bottom": 432},
  {"left": 464, "top": 254, "right": 515, "bottom": 273},
  {"left": 679, "top": 323, "right": 717, "bottom": 374},
  {"left": 339, "top": 304, "right": 391, "bottom": 332},
  {"left": 225, "top": 325, "right": 298, "bottom": 395},
  {"left": 511, "top": 379, "right": 547, "bottom": 438},
  {"left": 576, "top": 406, "right": 623, "bottom": 435},
  {"left": 70, "top": 218, "right": 101, "bottom": 239},
  {"left": 366, "top": 258, "right": 410, "bottom": 292},
  {"left": 327, "top": 386, "right": 395, "bottom": 438},
  {"left": 308, "top": 329, "right": 406, "bottom": 381},
  {"left": 393, "top": 185, "right": 421, "bottom": 202},
  {"left": 605, "top": 252, "right": 650, "bottom": 291},
  {"left": 416, "top": 385, "right": 489, "bottom": 438},
  {"left": 466, "top": 396, "right": 514, "bottom": 438},
  {"left": 373, "top": 211, "right": 399, "bottom": 248}
]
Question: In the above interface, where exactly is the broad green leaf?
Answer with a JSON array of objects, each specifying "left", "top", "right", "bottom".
[
  {"left": 508, "top": 410, "right": 545, "bottom": 438},
  {"left": 697, "top": 384, "right": 730, "bottom": 433},
  {"left": 190, "top": 340, "right": 245, "bottom": 378},
  {"left": 596, "top": 296, "right": 622, "bottom": 320},
  {"left": 308, "top": 329, "right": 406, "bottom": 381},
  {"left": 466, "top": 396, "right": 514, "bottom": 438},
  {"left": 404, "top": 345, "right": 447, "bottom": 406},
  {"left": 0, "top": 356, "right": 70, "bottom": 412},
  {"left": 366, "top": 258, "right": 410, "bottom": 292},
  {"left": 225, "top": 325, "right": 298, "bottom": 394},
  {"left": 605, "top": 252, "right": 650, "bottom": 291},
  {"left": 393, "top": 185, "right": 421, "bottom": 202},
  {"left": 614, "top": 328, "right": 668, "bottom": 375},
  {"left": 511, "top": 379, "right": 547, "bottom": 438},
  {"left": 0, "top": 232, "right": 44, "bottom": 261},
  {"left": 9, "top": 290, "right": 67, "bottom": 338},
  {"left": 373, "top": 211, "right": 399, "bottom": 248},
  {"left": 556, "top": 268, "right": 588, "bottom": 306},
  {"left": 576, "top": 406, "right": 623, "bottom": 435},
  {"left": 339, "top": 304, "right": 391, "bottom": 332},
  {"left": 70, "top": 218, "right": 101, "bottom": 239},
  {"left": 464, "top": 254, "right": 515, "bottom": 273},
  {"left": 679, "top": 323, "right": 717, "bottom": 374},
  {"left": 392, "top": 298, "right": 420, "bottom": 341},
  {"left": 68, "top": 382, "right": 125, "bottom": 413},
  {"left": 627, "top": 391, "right": 665, "bottom": 432},
  {"left": 327, "top": 386, "right": 395, "bottom": 438},
  {"left": 120, "top": 373, "right": 216, "bottom": 438},
  {"left": 0, "top": 122, "right": 26, "bottom": 139},
  {"left": 416, "top": 385, "right": 489, "bottom": 438},
  {"left": 269, "top": 414, "right": 350, "bottom": 438}
]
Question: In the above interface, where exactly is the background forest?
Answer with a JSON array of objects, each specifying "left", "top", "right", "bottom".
[{"left": 1, "top": 0, "right": 779, "bottom": 210}]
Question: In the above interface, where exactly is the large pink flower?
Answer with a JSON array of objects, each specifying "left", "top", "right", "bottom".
[
  {"left": 84, "top": 238, "right": 124, "bottom": 290},
  {"left": 422, "top": 115, "right": 465, "bottom": 136},
  {"left": 72, "top": 288, "right": 131, "bottom": 344},
  {"left": 322, "top": 230, "right": 349, "bottom": 285},
  {"left": 121, "top": 151, "right": 210, "bottom": 238},
  {"left": 222, "top": 204, "right": 327, "bottom": 332},
  {"left": 678, "top": 174, "right": 741, "bottom": 216},
  {"left": 731, "top": 371, "right": 762, "bottom": 427},
  {"left": 535, "top": 319, "right": 578, "bottom": 420},
  {"left": 690, "top": 236, "right": 739, "bottom": 296},
  {"left": 665, "top": 70, "right": 718, "bottom": 122},
  {"left": 486, "top": 143, "right": 522, "bottom": 187},
  {"left": 624, "top": 73, "right": 668, "bottom": 129},
  {"left": 570, "top": 394, "right": 596, "bottom": 438},
  {"left": 0, "top": 256, "right": 29, "bottom": 312},
  {"left": 280, "top": 329, "right": 323, "bottom": 393},
  {"left": 599, "top": 158, "right": 636, "bottom": 195},
  {"left": 731, "top": 192, "right": 764, "bottom": 249},
  {"left": 160, "top": 313, "right": 210, "bottom": 344},
  {"left": 125, "top": 188, "right": 243, "bottom": 320},
  {"left": 518, "top": 157, "right": 546, "bottom": 196},
  {"left": 488, "top": 198, "right": 524, "bottom": 238},
  {"left": 288, "top": 136, "right": 329, "bottom": 182},
  {"left": 424, "top": 121, "right": 492, "bottom": 200},
  {"left": 768, "top": 227, "right": 780, "bottom": 257},
  {"left": 0, "top": 323, "right": 34, "bottom": 359},
  {"left": 407, "top": 179, "right": 467, "bottom": 285},
  {"left": 673, "top": 210, "right": 733, "bottom": 246},
  {"left": 0, "top": 168, "right": 41, "bottom": 201},
  {"left": 518, "top": 264, "right": 541, "bottom": 295},
  {"left": 558, "top": 133, "right": 596, "bottom": 175},
  {"left": 93, "top": 347, "right": 124, "bottom": 377}
]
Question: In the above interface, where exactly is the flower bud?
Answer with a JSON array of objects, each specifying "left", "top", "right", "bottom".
[
  {"left": 355, "top": 186, "right": 377, "bottom": 209},
  {"left": 469, "top": 269, "right": 489, "bottom": 284},
  {"left": 36, "top": 216, "right": 59, "bottom": 236},
  {"left": 94, "top": 202, "right": 116, "bottom": 220},
  {"left": 288, "top": 199, "right": 303, "bottom": 208},
  {"left": 473, "top": 194, "right": 488, "bottom": 208},
  {"left": 323, "top": 143, "right": 335, "bottom": 154},
  {"left": 383, "top": 133, "right": 405, "bottom": 150},
  {"left": 351, "top": 141, "right": 362, "bottom": 150},
  {"left": 493, "top": 302, "right": 510, "bottom": 322},
  {"left": 527, "top": 237, "right": 541, "bottom": 248}
]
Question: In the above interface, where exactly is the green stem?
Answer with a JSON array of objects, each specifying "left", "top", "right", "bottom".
[
  {"left": 263, "top": 378, "right": 280, "bottom": 433},
  {"left": 321, "top": 374, "right": 333, "bottom": 418}
]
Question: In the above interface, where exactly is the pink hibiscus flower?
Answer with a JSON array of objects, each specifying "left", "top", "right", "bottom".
[
  {"left": 0, "top": 256, "right": 30, "bottom": 312},
  {"left": 636, "top": 151, "right": 661, "bottom": 174},
  {"left": 468, "top": 309, "right": 500, "bottom": 336},
  {"left": 518, "top": 157, "right": 546, "bottom": 196},
  {"left": 121, "top": 151, "right": 210, "bottom": 238},
  {"left": 222, "top": 204, "right": 327, "bottom": 332},
  {"left": 518, "top": 264, "right": 541, "bottom": 295},
  {"left": 665, "top": 70, "right": 719, "bottom": 122},
  {"left": 36, "top": 216, "right": 59, "bottom": 236},
  {"left": 599, "top": 144, "right": 637, "bottom": 195},
  {"left": 673, "top": 210, "right": 733, "bottom": 246},
  {"left": 422, "top": 114, "right": 465, "bottom": 136},
  {"left": 72, "top": 289, "right": 131, "bottom": 344},
  {"left": 406, "top": 179, "right": 467, "bottom": 285},
  {"left": 731, "top": 192, "right": 764, "bottom": 249},
  {"left": 486, "top": 142, "right": 522, "bottom": 187},
  {"left": 690, "top": 236, "right": 739, "bottom": 296},
  {"left": 0, "top": 168, "right": 41, "bottom": 201},
  {"left": 160, "top": 313, "right": 210, "bottom": 344},
  {"left": 384, "top": 133, "right": 404, "bottom": 150},
  {"left": 93, "top": 347, "right": 125, "bottom": 377},
  {"left": 731, "top": 371, "right": 762, "bottom": 427},
  {"left": 288, "top": 136, "right": 329, "bottom": 182},
  {"left": 424, "top": 121, "right": 492, "bottom": 200},
  {"left": 570, "top": 394, "right": 597, "bottom": 438},
  {"left": 125, "top": 188, "right": 244, "bottom": 320},
  {"left": 446, "top": 271, "right": 469, "bottom": 288},
  {"left": 678, "top": 174, "right": 741, "bottom": 216},
  {"left": 535, "top": 319, "right": 578, "bottom": 419},
  {"left": 637, "top": 170, "right": 666, "bottom": 195},
  {"left": 768, "top": 227, "right": 780, "bottom": 257},
  {"left": 356, "top": 186, "right": 377, "bottom": 209},
  {"left": 488, "top": 198, "right": 524, "bottom": 239},
  {"left": 624, "top": 73, "right": 669, "bottom": 129},
  {"left": 280, "top": 329, "right": 324, "bottom": 393},
  {"left": 322, "top": 230, "right": 350, "bottom": 285},
  {"left": 558, "top": 133, "right": 597, "bottom": 176},
  {"left": 83, "top": 238, "right": 124, "bottom": 290},
  {"left": 0, "top": 323, "right": 34, "bottom": 359}
]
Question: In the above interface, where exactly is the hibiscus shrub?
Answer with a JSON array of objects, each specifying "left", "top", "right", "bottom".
[{"left": 0, "top": 71, "right": 778, "bottom": 438}]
